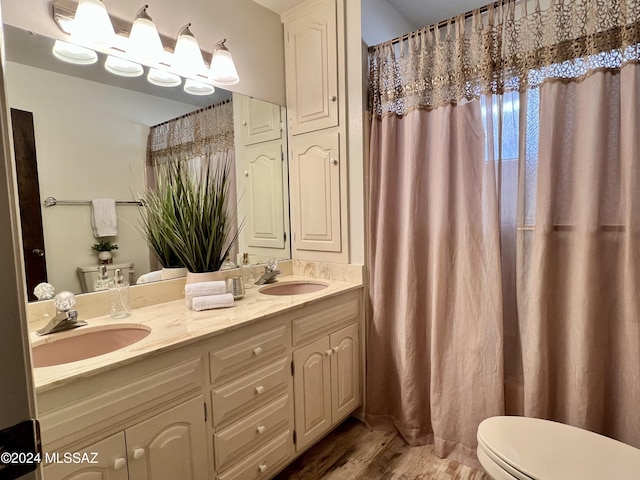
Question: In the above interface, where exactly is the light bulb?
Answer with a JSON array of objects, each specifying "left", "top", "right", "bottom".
[
  {"left": 184, "top": 79, "right": 215, "bottom": 96},
  {"left": 172, "top": 23, "right": 205, "bottom": 77},
  {"left": 70, "top": 0, "right": 115, "bottom": 46},
  {"left": 52, "top": 40, "right": 98, "bottom": 65},
  {"left": 105, "top": 55, "right": 144, "bottom": 77},
  {"left": 209, "top": 39, "right": 239, "bottom": 85},
  {"left": 127, "top": 5, "right": 164, "bottom": 64},
  {"left": 147, "top": 68, "right": 182, "bottom": 87}
]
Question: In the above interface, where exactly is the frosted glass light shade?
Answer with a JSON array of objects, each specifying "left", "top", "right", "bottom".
[
  {"left": 209, "top": 41, "right": 239, "bottom": 85},
  {"left": 127, "top": 6, "right": 164, "bottom": 64},
  {"left": 184, "top": 79, "right": 215, "bottom": 96},
  {"left": 70, "top": 0, "right": 115, "bottom": 46},
  {"left": 52, "top": 40, "right": 98, "bottom": 65},
  {"left": 172, "top": 24, "right": 205, "bottom": 77},
  {"left": 147, "top": 68, "right": 182, "bottom": 87},
  {"left": 105, "top": 55, "right": 144, "bottom": 77}
]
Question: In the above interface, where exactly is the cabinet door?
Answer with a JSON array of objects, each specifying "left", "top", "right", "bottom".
[
  {"left": 239, "top": 143, "right": 286, "bottom": 250},
  {"left": 293, "top": 337, "right": 332, "bottom": 451},
  {"left": 330, "top": 323, "right": 361, "bottom": 422},
  {"left": 125, "top": 395, "right": 208, "bottom": 480},
  {"left": 43, "top": 432, "right": 128, "bottom": 480},
  {"left": 285, "top": 0, "right": 338, "bottom": 135},
  {"left": 289, "top": 131, "right": 341, "bottom": 252},
  {"left": 237, "top": 97, "right": 282, "bottom": 145}
]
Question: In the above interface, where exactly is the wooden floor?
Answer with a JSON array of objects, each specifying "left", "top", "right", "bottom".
[{"left": 274, "top": 418, "right": 491, "bottom": 480}]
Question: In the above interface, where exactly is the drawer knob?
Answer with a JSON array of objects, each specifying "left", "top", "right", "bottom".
[
  {"left": 132, "top": 448, "right": 145, "bottom": 460},
  {"left": 326, "top": 349, "right": 334, "bottom": 357},
  {"left": 257, "top": 425, "right": 266, "bottom": 434},
  {"left": 259, "top": 463, "right": 268, "bottom": 473},
  {"left": 255, "top": 385, "right": 266, "bottom": 394},
  {"left": 253, "top": 346, "right": 263, "bottom": 356},
  {"left": 114, "top": 458, "right": 126, "bottom": 470}
]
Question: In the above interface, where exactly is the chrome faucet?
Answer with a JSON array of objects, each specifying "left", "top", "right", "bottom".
[
  {"left": 36, "top": 291, "right": 87, "bottom": 336},
  {"left": 255, "top": 259, "right": 281, "bottom": 285}
]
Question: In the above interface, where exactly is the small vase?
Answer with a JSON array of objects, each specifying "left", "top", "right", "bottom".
[
  {"left": 98, "top": 251, "right": 112, "bottom": 264},
  {"left": 161, "top": 267, "right": 188, "bottom": 280},
  {"left": 185, "top": 271, "right": 223, "bottom": 284}
]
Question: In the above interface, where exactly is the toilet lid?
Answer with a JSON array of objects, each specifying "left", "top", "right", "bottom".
[{"left": 477, "top": 416, "right": 640, "bottom": 480}]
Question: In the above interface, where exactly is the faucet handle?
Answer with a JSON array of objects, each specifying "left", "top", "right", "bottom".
[{"left": 54, "top": 291, "right": 76, "bottom": 312}]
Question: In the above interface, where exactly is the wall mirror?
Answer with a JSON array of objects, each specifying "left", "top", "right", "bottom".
[{"left": 4, "top": 25, "right": 291, "bottom": 300}]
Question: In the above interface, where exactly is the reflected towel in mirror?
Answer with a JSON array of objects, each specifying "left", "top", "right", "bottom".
[{"left": 91, "top": 198, "right": 118, "bottom": 237}]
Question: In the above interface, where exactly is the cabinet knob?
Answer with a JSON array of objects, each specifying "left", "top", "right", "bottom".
[
  {"left": 333, "top": 346, "right": 340, "bottom": 353},
  {"left": 257, "top": 425, "right": 266, "bottom": 434},
  {"left": 259, "top": 463, "right": 268, "bottom": 473},
  {"left": 114, "top": 457, "right": 126, "bottom": 470},
  {"left": 242, "top": 120, "right": 247, "bottom": 126},
  {"left": 244, "top": 170, "right": 249, "bottom": 177},
  {"left": 331, "top": 158, "right": 338, "bottom": 165},
  {"left": 331, "top": 95, "right": 337, "bottom": 102},
  {"left": 32, "top": 248, "right": 45, "bottom": 257},
  {"left": 132, "top": 448, "right": 145, "bottom": 460},
  {"left": 255, "top": 385, "right": 266, "bottom": 394},
  {"left": 326, "top": 349, "right": 334, "bottom": 357},
  {"left": 253, "top": 346, "right": 263, "bottom": 356}
]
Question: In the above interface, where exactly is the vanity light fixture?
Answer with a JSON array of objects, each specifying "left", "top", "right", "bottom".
[
  {"left": 50, "top": 0, "right": 239, "bottom": 95},
  {"left": 209, "top": 39, "right": 240, "bottom": 86}
]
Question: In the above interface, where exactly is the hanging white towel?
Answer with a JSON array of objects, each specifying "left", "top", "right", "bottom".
[
  {"left": 191, "top": 293, "right": 234, "bottom": 311},
  {"left": 91, "top": 199, "right": 118, "bottom": 237},
  {"left": 185, "top": 280, "right": 227, "bottom": 309}
]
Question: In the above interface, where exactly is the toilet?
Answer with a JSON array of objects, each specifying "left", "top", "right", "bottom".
[{"left": 477, "top": 416, "right": 640, "bottom": 479}]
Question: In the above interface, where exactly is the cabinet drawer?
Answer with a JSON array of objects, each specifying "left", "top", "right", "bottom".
[
  {"left": 292, "top": 292, "right": 359, "bottom": 346},
  {"left": 209, "top": 323, "right": 288, "bottom": 385},
  {"left": 217, "top": 430, "right": 291, "bottom": 480},
  {"left": 215, "top": 394, "right": 291, "bottom": 471},
  {"left": 212, "top": 357, "right": 289, "bottom": 427}
]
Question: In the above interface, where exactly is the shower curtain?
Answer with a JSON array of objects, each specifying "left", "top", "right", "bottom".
[{"left": 367, "top": 0, "right": 640, "bottom": 468}]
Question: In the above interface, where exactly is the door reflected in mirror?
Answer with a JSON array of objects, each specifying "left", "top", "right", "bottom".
[{"left": 4, "top": 25, "right": 291, "bottom": 299}]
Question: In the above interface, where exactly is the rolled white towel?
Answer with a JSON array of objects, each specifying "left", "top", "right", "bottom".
[
  {"left": 192, "top": 293, "right": 235, "bottom": 311},
  {"left": 185, "top": 281, "right": 227, "bottom": 308}
]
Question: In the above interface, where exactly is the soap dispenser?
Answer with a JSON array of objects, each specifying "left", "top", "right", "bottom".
[
  {"left": 239, "top": 252, "right": 255, "bottom": 289},
  {"left": 93, "top": 265, "right": 111, "bottom": 291},
  {"left": 109, "top": 268, "right": 131, "bottom": 319}
]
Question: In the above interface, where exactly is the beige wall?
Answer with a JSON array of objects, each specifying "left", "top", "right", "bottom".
[
  {"left": 1, "top": 0, "right": 286, "bottom": 105},
  {"left": 6, "top": 61, "right": 198, "bottom": 294}
]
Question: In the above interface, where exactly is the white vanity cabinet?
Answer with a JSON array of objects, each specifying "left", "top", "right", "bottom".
[
  {"left": 43, "top": 396, "right": 208, "bottom": 480},
  {"left": 38, "top": 347, "right": 208, "bottom": 480},
  {"left": 283, "top": 0, "right": 349, "bottom": 262},
  {"left": 36, "top": 285, "right": 363, "bottom": 480},
  {"left": 284, "top": 0, "right": 339, "bottom": 135},
  {"left": 292, "top": 293, "right": 361, "bottom": 451},
  {"left": 289, "top": 131, "right": 342, "bottom": 253},
  {"left": 208, "top": 318, "right": 294, "bottom": 479}
]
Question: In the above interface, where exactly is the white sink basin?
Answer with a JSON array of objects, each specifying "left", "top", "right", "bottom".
[
  {"left": 259, "top": 281, "right": 328, "bottom": 296},
  {"left": 32, "top": 324, "right": 151, "bottom": 368}
]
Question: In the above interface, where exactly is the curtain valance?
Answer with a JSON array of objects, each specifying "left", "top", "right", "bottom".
[
  {"left": 369, "top": 0, "right": 640, "bottom": 117},
  {"left": 147, "top": 99, "right": 234, "bottom": 165}
]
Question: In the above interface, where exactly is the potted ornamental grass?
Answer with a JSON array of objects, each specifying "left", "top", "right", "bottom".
[{"left": 140, "top": 158, "right": 241, "bottom": 282}]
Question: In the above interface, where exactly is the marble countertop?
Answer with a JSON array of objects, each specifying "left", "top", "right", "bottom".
[{"left": 30, "top": 275, "right": 363, "bottom": 393}]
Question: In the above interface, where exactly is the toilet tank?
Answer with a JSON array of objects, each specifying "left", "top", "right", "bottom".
[{"left": 77, "top": 262, "right": 135, "bottom": 293}]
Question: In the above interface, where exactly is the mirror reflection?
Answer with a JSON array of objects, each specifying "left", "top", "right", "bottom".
[{"left": 4, "top": 25, "right": 291, "bottom": 300}]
